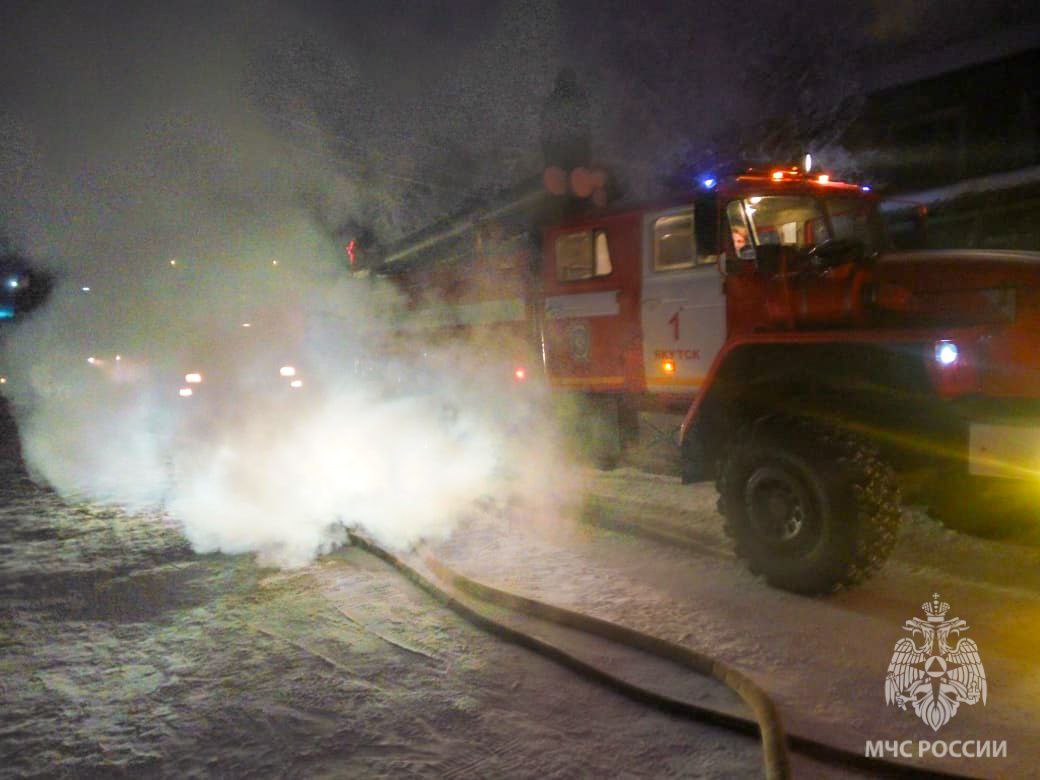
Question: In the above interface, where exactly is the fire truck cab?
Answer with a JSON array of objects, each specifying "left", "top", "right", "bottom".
[{"left": 538, "top": 168, "right": 885, "bottom": 405}]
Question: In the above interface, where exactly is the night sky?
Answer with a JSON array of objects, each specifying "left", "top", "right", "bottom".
[{"left": 1, "top": 0, "right": 1039, "bottom": 243}]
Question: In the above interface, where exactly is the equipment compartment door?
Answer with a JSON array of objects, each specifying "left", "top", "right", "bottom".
[{"left": 640, "top": 205, "right": 725, "bottom": 396}]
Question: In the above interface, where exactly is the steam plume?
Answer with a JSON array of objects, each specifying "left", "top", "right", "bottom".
[{"left": 0, "top": 1, "right": 574, "bottom": 566}]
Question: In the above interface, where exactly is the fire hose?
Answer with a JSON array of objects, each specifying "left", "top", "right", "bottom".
[{"left": 347, "top": 529, "right": 979, "bottom": 780}]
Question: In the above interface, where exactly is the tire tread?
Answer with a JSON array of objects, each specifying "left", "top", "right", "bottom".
[{"left": 716, "top": 416, "right": 901, "bottom": 593}]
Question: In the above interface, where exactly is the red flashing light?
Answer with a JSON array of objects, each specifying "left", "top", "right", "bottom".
[
  {"left": 733, "top": 166, "right": 863, "bottom": 189},
  {"left": 514, "top": 367, "right": 526, "bottom": 381}
]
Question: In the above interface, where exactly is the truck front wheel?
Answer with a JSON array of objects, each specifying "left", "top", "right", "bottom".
[{"left": 717, "top": 417, "right": 901, "bottom": 594}]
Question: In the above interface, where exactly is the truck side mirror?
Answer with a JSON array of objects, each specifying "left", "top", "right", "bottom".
[{"left": 694, "top": 198, "right": 720, "bottom": 256}]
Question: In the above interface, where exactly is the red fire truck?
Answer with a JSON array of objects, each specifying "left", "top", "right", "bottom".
[{"left": 361, "top": 166, "right": 1040, "bottom": 594}]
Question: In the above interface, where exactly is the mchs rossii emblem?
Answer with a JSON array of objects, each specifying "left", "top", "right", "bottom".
[{"left": 885, "top": 594, "right": 987, "bottom": 731}]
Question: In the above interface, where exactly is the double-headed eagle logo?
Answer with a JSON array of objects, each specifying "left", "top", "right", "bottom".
[{"left": 885, "top": 594, "right": 987, "bottom": 731}]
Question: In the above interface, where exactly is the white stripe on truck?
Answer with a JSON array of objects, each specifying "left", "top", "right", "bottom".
[{"left": 544, "top": 290, "right": 620, "bottom": 319}]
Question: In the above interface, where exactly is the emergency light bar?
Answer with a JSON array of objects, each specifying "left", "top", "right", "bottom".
[{"left": 732, "top": 165, "right": 865, "bottom": 191}]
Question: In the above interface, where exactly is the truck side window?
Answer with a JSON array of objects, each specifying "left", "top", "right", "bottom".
[
  {"left": 555, "top": 229, "right": 612, "bottom": 281},
  {"left": 653, "top": 212, "right": 697, "bottom": 271}
]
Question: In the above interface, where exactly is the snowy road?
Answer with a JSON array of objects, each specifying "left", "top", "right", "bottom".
[
  {"left": 3, "top": 399, "right": 1037, "bottom": 778},
  {"left": 434, "top": 467, "right": 1040, "bottom": 779},
  {"left": 1, "top": 403, "right": 768, "bottom": 778}
]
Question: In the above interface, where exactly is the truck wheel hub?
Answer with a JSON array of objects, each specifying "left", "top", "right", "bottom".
[{"left": 745, "top": 466, "right": 808, "bottom": 543}]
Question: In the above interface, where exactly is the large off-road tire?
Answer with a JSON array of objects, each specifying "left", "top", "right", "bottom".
[{"left": 716, "top": 416, "right": 901, "bottom": 594}]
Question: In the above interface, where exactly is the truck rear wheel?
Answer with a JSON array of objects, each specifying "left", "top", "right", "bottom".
[{"left": 717, "top": 417, "right": 901, "bottom": 594}]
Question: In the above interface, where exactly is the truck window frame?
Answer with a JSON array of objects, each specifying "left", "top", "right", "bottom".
[
  {"left": 652, "top": 209, "right": 718, "bottom": 272},
  {"left": 554, "top": 228, "right": 613, "bottom": 282}
]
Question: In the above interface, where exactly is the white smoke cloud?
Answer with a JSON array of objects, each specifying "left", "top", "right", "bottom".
[{"left": 0, "top": 0, "right": 578, "bottom": 567}]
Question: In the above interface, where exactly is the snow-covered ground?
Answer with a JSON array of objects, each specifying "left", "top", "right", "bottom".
[
  {"left": 1, "top": 405, "right": 769, "bottom": 778},
  {"left": 435, "top": 464, "right": 1040, "bottom": 779},
  {"left": 3, "top": 402, "right": 1037, "bottom": 778}
]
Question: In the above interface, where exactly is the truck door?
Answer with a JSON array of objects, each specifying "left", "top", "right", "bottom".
[
  {"left": 640, "top": 205, "right": 726, "bottom": 397},
  {"left": 541, "top": 214, "right": 641, "bottom": 392}
]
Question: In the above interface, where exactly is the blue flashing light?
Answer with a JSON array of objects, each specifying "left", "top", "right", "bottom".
[
  {"left": 701, "top": 176, "right": 717, "bottom": 189},
  {"left": 0, "top": 307, "right": 15, "bottom": 320},
  {"left": 861, "top": 185, "right": 872, "bottom": 192}
]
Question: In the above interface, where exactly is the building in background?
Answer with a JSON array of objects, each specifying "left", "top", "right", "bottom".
[{"left": 847, "top": 44, "right": 1040, "bottom": 249}]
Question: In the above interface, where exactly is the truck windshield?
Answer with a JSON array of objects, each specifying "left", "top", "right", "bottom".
[{"left": 727, "top": 195, "right": 882, "bottom": 258}]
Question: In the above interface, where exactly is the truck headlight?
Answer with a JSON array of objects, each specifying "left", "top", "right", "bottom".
[{"left": 935, "top": 340, "right": 959, "bottom": 366}]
